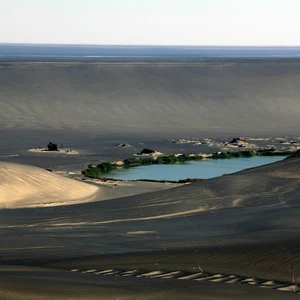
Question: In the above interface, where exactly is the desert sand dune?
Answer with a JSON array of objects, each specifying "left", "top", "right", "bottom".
[
  {"left": 1, "top": 264, "right": 299, "bottom": 300},
  {"left": 1, "top": 58, "right": 300, "bottom": 298},
  {"left": 1, "top": 159, "right": 299, "bottom": 256},
  {"left": 1, "top": 152, "right": 300, "bottom": 299},
  {"left": 0, "top": 162, "right": 98, "bottom": 208},
  {"left": 0, "top": 61, "right": 300, "bottom": 137},
  {"left": 68, "top": 266, "right": 300, "bottom": 294}
]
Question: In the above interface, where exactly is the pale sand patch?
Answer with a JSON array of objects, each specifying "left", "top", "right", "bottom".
[
  {"left": 0, "top": 162, "right": 98, "bottom": 208},
  {"left": 28, "top": 148, "right": 79, "bottom": 155},
  {"left": 126, "top": 231, "right": 155, "bottom": 235},
  {"left": 232, "top": 197, "right": 244, "bottom": 207},
  {"left": 41, "top": 205, "right": 221, "bottom": 227},
  {"left": 134, "top": 151, "right": 163, "bottom": 157},
  {"left": 77, "top": 176, "right": 182, "bottom": 201},
  {"left": 111, "top": 160, "right": 124, "bottom": 166},
  {"left": 268, "top": 171, "right": 300, "bottom": 179}
]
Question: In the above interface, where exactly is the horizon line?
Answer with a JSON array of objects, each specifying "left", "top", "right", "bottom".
[{"left": 1, "top": 43, "right": 300, "bottom": 48}]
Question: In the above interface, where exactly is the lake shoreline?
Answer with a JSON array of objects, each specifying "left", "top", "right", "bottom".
[{"left": 82, "top": 149, "right": 293, "bottom": 181}]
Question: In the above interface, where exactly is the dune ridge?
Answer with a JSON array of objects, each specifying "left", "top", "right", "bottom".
[
  {"left": 1, "top": 153, "right": 300, "bottom": 299},
  {"left": 1, "top": 61, "right": 300, "bottom": 137},
  {"left": 0, "top": 162, "right": 98, "bottom": 208}
]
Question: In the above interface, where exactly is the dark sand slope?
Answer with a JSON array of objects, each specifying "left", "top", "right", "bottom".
[
  {"left": 2, "top": 265, "right": 296, "bottom": 300},
  {"left": 1, "top": 61, "right": 300, "bottom": 139},
  {"left": 1, "top": 156, "right": 300, "bottom": 298}
]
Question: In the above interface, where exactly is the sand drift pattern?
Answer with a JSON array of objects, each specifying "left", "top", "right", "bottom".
[
  {"left": 1, "top": 62, "right": 300, "bottom": 136},
  {"left": 70, "top": 268, "right": 300, "bottom": 295}
]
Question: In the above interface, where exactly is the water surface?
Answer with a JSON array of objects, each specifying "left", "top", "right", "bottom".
[{"left": 108, "top": 156, "right": 286, "bottom": 181}]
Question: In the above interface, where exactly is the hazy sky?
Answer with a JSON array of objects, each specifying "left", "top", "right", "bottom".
[{"left": 1, "top": 0, "right": 300, "bottom": 46}]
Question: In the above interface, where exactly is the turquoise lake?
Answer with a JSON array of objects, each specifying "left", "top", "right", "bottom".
[{"left": 107, "top": 156, "right": 286, "bottom": 181}]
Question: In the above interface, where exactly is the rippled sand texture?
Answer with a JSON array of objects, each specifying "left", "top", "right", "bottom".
[
  {"left": 1, "top": 60, "right": 300, "bottom": 299},
  {"left": 1, "top": 61, "right": 300, "bottom": 138},
  {"left": 0, "top": 153, "right": 300, "bottom": 299}
]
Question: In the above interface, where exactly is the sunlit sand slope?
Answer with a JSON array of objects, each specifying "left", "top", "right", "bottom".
[{"left": 0, "top": 162, "right": 98, "bottom": 208}]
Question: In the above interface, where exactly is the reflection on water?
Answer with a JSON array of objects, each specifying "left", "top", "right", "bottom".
[{"left": 108, "top": 156, "right": 286, "bottom": 181}]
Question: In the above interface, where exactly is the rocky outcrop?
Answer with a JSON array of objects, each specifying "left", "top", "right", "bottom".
[
  {"left": 229, "top": 138, "right": 249, "bottom": 147},
  {"left": 139, "top": 148, "right": 155, "bottom": 155},
  {"left": 47, "top": 142, "right": 58, "bottom": 151}
]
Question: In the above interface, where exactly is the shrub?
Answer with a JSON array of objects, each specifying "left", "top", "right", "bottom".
[
  {"left": 124, "top": 158, "right": 141, "bottom": 166},
  {"left": 177, "top": 154, "right": 190, "bottom": 162},
  {"left": 82, "top": 167, "right": 101, "bottom": 178},
  {"left": 96, "top": 162, "right": 116, "bottom": 173},
  {"left": 141, "top": 157, "right": 155, "bottom": 164}
]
